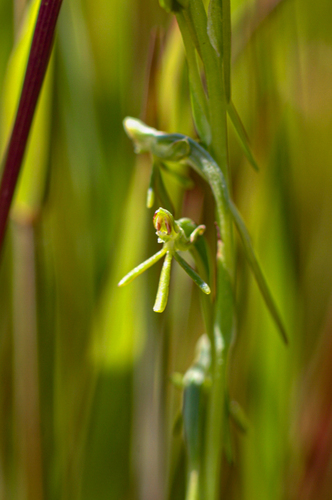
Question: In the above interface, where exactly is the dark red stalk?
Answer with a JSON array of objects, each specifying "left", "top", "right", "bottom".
[{"left": 0, "top": 0, "right": 63, "bottom": 251}]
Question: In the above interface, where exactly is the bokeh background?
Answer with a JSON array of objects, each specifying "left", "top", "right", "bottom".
[{"left": 0, "top": 0, "right": 332, "bottom": 499}]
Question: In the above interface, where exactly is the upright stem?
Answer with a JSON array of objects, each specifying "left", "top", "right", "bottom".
[{"left": 176, "top": 2, "right": 235, "bottom": 499}]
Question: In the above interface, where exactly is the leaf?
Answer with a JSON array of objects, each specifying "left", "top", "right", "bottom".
[
  {"left": 176, "top": 11, "right": 211, "bottom": 145},
  {"left": 227, "top": 101, "right": 259, "bottom": 171},
  {"left": 189, "top": 81, "right": 212, "bottom": 146},
  {"left": 207, "top": 0, "right": 231, "bottom": 101},
  {"left": 173, "top": 251, "right": 211, "bottom": 294},
  {"left": 222, "top": 0, "right": 231, "bottom": 103},
  {"left": 207, "top": 0, "right": 223, "bottom": 57},
  {"left": 230, "top": 201, "right": 288, "bottom": 344}
]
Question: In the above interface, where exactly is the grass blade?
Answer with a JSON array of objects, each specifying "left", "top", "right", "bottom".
[
  {"left": 230, "top": 201, "right": 288, "bottom": 344},
  {"left": 207, "top": 0, "right": 223, "bottom": 57},
  {"left": 207, "top": 0, "right": 231, "bottom": 102},
  {"left": 227, "top": 100, "right": 259, "bottom": 171},
  {"left": 177, "top": 12, "right": 211, "bottom": 145},
  {"left": 222, "top": 0, "right": 231, "bottom": 103}
]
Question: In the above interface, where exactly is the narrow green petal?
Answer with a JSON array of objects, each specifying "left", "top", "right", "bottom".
[
  {"left": 153, "top": 251, "right": 173, "bottom": 313},
  {"left": 230, "top": 201, "right": 288, "bottom": 344},
  {"left": 173, "top": 252, "right": 211, "bottom": 295},
  {"left": 118, "top": 248, "right": 166, "bottom": 287}
]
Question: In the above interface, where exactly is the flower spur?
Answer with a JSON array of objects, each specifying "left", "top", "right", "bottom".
[{"left": 118, "top": 208, "right": 211, "bottom": 313}]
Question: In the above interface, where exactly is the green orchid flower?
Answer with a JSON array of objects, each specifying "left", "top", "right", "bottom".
[{"left": 118, "top": 208, "right": 211, "bottom": 313}]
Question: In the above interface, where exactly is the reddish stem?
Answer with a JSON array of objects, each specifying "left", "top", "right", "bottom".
[{"left": 0, "top": 0, "right": 63, "bottom": 251}]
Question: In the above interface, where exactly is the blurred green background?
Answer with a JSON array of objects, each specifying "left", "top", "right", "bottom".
[{"left": 1, "top": 0, "right": 332, "bottom": 498}]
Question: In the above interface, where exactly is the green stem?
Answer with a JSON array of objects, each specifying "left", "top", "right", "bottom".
[
  {"left": 183, "top": 0, "right": 228, "bottom": 181},
  {"left": 178, "top": 3, "right": 235, "bottom": 499}
]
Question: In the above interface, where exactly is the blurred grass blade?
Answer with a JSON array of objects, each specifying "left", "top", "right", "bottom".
[
  {"left": 1, "top": 0, "right": 40, "bottom": 159},
  {"left": 92, "top": 158, "right": 150, "bottom": 369},
  {"left": 157, "top": 21, "right": 189, "bottom": 132},
  {"left": 230, "top": 201, "right": 288, "bottom": 344},
  {"left": 173, "top": 251, "right": 211, "bottom": 294},
  {"left": 227, "top": 101, "right": 259, "bottom": 171},
  {"left": 177, "top": 12, "right": 211, "bottom": 145}
]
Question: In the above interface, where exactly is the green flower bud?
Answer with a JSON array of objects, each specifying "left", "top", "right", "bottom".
[{"left": 153, "top": 207, "right": 178, "bottom": 241}]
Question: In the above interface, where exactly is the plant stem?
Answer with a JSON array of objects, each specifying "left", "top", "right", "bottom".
[
  {"left": 176, "top": 2, "right": 235, "bottom": 499},
  {"left": 0, "top": 0, "right": 63, "bottom": 253}
]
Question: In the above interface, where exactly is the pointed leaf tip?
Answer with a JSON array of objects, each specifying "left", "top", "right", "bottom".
[{"left": 230, "top": 201, "right": 289, "bottom": 344}]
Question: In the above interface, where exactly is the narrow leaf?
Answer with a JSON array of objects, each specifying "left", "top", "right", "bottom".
[
  {"left": 207, "top": 0, "right": 223, "bottom": 57},
  {"left": 176, "top": 11, "right": 211, "bottom": 145},
  {"left": 207, "top": 0, "right": 231, "bottom": 101},
  {"left": 190, "top": 83, "right": 212, "bottom": 146},
  {"left": 174, "top": 251, "right": 211, "bottom": 294},
  {"left": 223, "top": 0, "right": 231, "bottom": 102},
  {"left": 154, "top": 251, "right": 173, "bottom": 312},
  {"left": 118, "top": 248, "right": 166, "bottom": 287},
  {"left": 230, "top": 201, "right": 288, "bottom": 344},
  {"left": 227, "top": 101, "right": 259, "bottom": 171}
]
